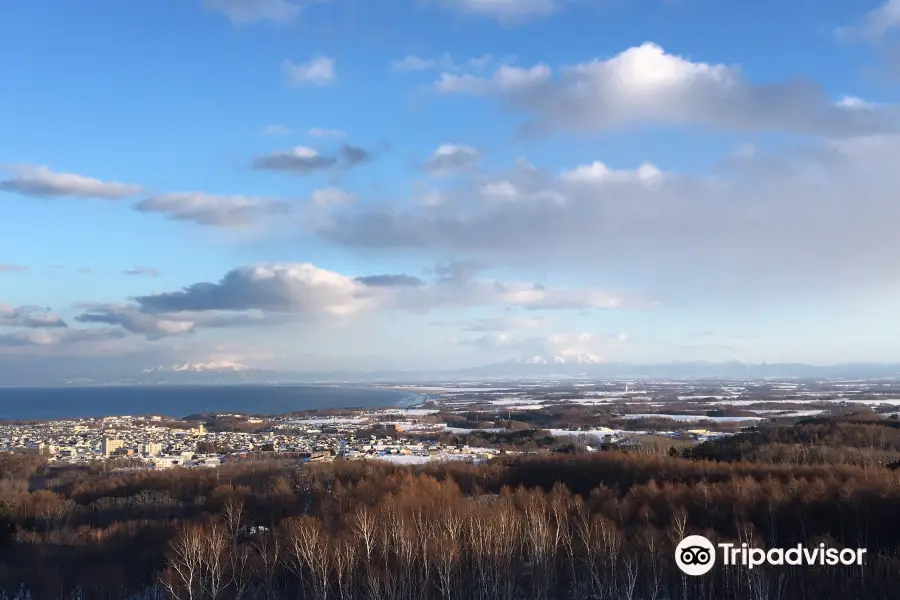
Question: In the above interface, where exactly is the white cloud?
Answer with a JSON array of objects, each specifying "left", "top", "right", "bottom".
[
  {"left": 0, "top": 304, "right": 66, "bottom": 328},
  {"left": 435, "top": 42, "right": 898, "bottom": 136},
  {"left": 424, "top": 144, "right": 481, "bottom": 175},
  {"left": 253, "top": 146, "right": 336, "bottom": 173},
  {"left": 0, "top": 327, "right": 126, "bottom": 348},
  {"left": 134, "top": 192, "right": 290, "bottom": 226},
  {"left": 560, "top": 161, "right": 664, "bottom": 186},
  {"left": 76, "top": 304, "right": 197, "bottom": 338},
  {"left": 263, "top": 124, "right": 293, "bottom": 135},
  {"left": 122, "top": 266, "right": 160, "bottom": 277},
  {"left": 0, "top": 165, "right": 141, "bottom": 199},
  {"left": 202, "top": 0, "right": 302, "bottom": 23},
  {"left": 311, "top": 187, "right": 356, "bottom": 206},
  {"left": 427, "top": 0, "right": 561, "bottom": 23},
  {"left": 318, "top": 134, "right": 900, "bottom": 298},
  {"left": 392, "top": 54, "right": 497, "bottom": 72},
  {"left": 90, "top": 263, "right": 634, "bottom": 340},
  {"left": 479, "top": 180, "right": 519, "bottom": 201},
  {"left": 282, "top": 56, "right": 336, "bottom": 87},
  {"left": 459, "top": 330, "right": 626, "bottom": 362},
  {"left": 837, "top": 96, "right": 880, "bottom": 110},
  {"left": 835, "top": 0, "right": 900, "bottom": 41},
  {"left": 392, "top": 55, "right": 440, "bottom": 72},
  {"left": 307, "top": 127, "right": 345, "bottom": 138},
  {"left": 135, "top": 264, "right": 379, "bottom": 318}
]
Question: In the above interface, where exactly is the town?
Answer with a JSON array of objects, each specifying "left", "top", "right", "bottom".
[
  {"left": 4, "top": 378, "right": 900, "bottom": 470},
  {"left": 0, "top": 408, "right": 506, "bottom": 468}
]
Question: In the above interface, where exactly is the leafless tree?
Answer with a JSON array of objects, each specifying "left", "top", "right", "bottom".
[
  {"left": 284, "top": 516, "right": 330, "bottom": 600},
  {"left": 222, "top": 499, "right": 246, "bottom": 542},
  {"left": 199, "top": 521, "right": 229, "bottom": 600},
  {"left": 161, "top": 525, "right": 205, "bottom": 600}
]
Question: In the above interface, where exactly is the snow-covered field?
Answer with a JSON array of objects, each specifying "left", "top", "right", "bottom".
[
  {"left": 620, "top": 414, "right": 764, "bottom": 423},
  {"left": 377, "top": 408, "right": 440, "bottom": 416},
  {"left": 749, "top": 409, "right": 825, "bottom": 417},
  {"left": 371, "top": 452, "right": 495, "bottom": 465},
  {"left": 547, "top": 427, "right": 633, "bottom": 438},
  {"left": 283, "top": 417, "right": 365, "bottom": 425},
  {"left": 444, "top": 427, "right": 505, "bottom": 434}
]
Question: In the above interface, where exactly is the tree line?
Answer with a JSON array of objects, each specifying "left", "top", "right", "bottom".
[{"left": 2, "top": 415, "right": 900, "bottom": 599}]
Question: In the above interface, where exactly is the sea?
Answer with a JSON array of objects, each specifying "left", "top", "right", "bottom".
[{"left": 0, "top": 385, "right": 423, "bottom": 421}]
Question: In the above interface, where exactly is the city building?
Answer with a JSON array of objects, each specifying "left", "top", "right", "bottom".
[{"left": 101, "top": 437, "right": 124, "bottom": 457}]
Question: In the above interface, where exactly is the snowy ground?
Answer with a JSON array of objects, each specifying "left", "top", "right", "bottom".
[
  {"left": 370, "top": 452, "right": 495, "bottom": 465},
  {"left": 444, "top": 427, "right": 506, "bottom": 434},
  {"left": 282, "top": 417, "right": 365, "bottom": 425},
  {"left": 748, "top": 409, "right": 825, "bottom": 417},
  {"left": 546, "top": 427, "right": 634, "bottom": 438},
  {"left": 619, "top": 414, "right": 764, "bottom": 423}
]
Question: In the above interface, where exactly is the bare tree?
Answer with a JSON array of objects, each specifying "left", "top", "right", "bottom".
[
  {"left": 222, "top": 499, "right": 246, "bottom": 542},
  {"left": 199, "top": 521, "right": 229, "bottom": 600},
  {"left": 284, "top": 516, "right": 330, "bottom": 600},
  {"left": 161, "top": 525, "right": 206, "bottom": 600}
]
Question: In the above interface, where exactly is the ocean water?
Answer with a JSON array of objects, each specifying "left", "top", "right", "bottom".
[{"left": 0, "top": 385, "right": 422, "bottom": 421}]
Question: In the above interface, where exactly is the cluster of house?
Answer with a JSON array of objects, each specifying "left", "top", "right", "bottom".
[{"left": 0, "top": 412, "right": 502, "bottom": 469}]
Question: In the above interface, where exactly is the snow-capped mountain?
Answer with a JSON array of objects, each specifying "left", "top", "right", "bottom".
[
  {"left": 519, "top": 353, "right": 605, "bottom": 365},
  {"left": 142, "top": 361, "right": 248, "bottom": 374}
]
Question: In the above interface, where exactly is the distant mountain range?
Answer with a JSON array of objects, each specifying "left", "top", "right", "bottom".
[{"left": 20, "top": 359, "right": 900, "bottom": 386}]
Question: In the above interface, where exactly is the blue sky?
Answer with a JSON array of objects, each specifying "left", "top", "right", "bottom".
[{"left": 2, "top": 0, "right": 900, "bottom": 377}]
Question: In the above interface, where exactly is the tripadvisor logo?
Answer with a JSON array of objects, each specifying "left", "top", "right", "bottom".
[
  {"left": 675, "top": 535, "right": 867, "bottom": 576},
  {"left": 676, "top": 535, "right": 716, "bottom": 576}
]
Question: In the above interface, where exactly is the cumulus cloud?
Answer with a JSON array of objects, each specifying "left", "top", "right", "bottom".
[
  {"left": 203, "top": 0, "right": 302, "bottom": 23},
  {"left": 424, "top": 144, "right": 481, "bottom": 175},
  {"left": 282, "top": 56, "right": 336, "bottom": 87},
  {"left": 134, "top": 264, "right": 377, "bottom": 317},
  {"left": 134, "top": 192, "right": 290, "bottom": 226},
  {"left": 118, "top": 263, "right": 630, "bottom": 327},
  {"left": 73, "top": 303, "right": 294, "bottom": 339},
  {"left": 75, "top": 305, "right": 195, "bottom": 339},
  {"left": 0, "top": 165, "right": 141, "bottom": 199},
  {"left": 122, "top": 266, "right": 160, "bottom": 277},
  {"left": 434, "top": 42, "right": 898, "bottom": 136},
  {"left": 0, "top": 305, "right": 67, "bottom": 328},
  {"left": 317, "top": 134, "right": 900, "bottom": 298}
]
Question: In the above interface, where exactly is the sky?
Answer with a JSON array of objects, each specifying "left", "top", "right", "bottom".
[{"left": 2, "top": 0, "right": 900, "bottom": 377}]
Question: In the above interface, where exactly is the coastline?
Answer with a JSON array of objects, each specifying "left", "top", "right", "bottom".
[{"left": 0, "top": 384, "right": 420, "bottom": 421}]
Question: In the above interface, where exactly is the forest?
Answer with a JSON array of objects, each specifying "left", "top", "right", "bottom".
[{"left": 2, "top": 413, "right": 900, "bottom": 600}]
